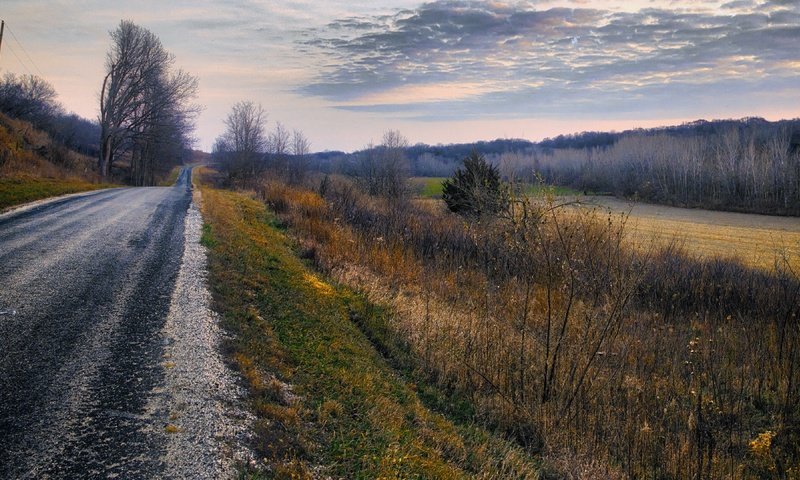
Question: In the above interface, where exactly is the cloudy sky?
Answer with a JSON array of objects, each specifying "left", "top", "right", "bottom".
[{"left": 1, "top": 1, "right": 799, "bottom": 151}]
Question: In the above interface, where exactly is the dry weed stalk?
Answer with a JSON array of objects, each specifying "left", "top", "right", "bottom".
[{"left": 257, "top": 174, "right": 800, "bottom": 478}]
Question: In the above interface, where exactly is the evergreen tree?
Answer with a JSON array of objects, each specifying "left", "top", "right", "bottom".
[{"left": 442, "top": 151, "right": 508, "bottom": 217}]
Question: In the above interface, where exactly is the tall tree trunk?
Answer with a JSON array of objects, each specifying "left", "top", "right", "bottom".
[{"left": 99, "top": 131, "right": 113, "bottom": 178}]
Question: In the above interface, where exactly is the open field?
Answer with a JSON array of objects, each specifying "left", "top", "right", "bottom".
[
  {"left": 413, "top": 186, "right": 799, "bottom": 271},
  {"left": 409, "top": 176, "right": 448, "bottom": 197},
  {"left": 411, "top": 177, "right": 584, "bottom": 199},
  {"left": 579, "top": 196, "right": 800, "bottom": 271}
]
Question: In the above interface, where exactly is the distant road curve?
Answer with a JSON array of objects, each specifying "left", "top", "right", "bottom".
[{"left": 0, "top": 168, "right": 234, "bottom": 478}]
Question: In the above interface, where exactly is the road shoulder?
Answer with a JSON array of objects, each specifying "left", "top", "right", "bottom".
[{"left": 150, "top": 190, "right": 254, "bottom": 478}]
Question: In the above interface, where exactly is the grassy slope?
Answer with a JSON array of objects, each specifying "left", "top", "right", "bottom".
[
  {"left": 198, "top": 179, "right": 541, "bottom": 478},
  {"left": 0, "top": 112, "right": 115, "bottom": 210},
  {"left": 0, "top": 176, "right": 115, "bottom": 211}
]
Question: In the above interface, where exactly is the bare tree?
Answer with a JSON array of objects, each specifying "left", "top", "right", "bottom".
[
  {"left": 99, "top": 20, "right": 198, "bottom": 182},
  {"left": 264, "top": 121, "right": 290, "bottom": 176},
  {"left": 129, "top": 69, "right": 199, "bottom": 186},
  {"left": 0, "top": 73, "right": 62, "bottom": 127},
  {"left": 215, "top": 100, "right": 267, "bottom": 180},
  {"left": 267, "top": 121, "right": 290, "bottom": 157},
  {"left": 288, "top": 128, "right": 311, "bottom": 184},
  {"left": 359, "top": 129, "right": 410, "bottom": 199}
]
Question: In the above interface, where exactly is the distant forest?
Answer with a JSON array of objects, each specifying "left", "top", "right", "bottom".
[{"left": 311, "top": 118, "right": 800, "bottom": 216}]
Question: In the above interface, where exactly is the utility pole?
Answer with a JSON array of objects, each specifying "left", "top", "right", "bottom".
[{"left": 0, "top": 20, "right": 5, "bottom": 60}]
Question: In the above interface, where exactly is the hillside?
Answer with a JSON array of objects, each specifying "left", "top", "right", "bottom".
[
  {"left": 0, "top": 112, "right": 115, "bottom": 210},
  {"left": 196, "top": 168, "right": 546, "bottom": 477}
]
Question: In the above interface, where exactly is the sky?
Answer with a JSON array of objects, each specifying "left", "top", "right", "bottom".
[{"left": 1, "top": 0, "right": 799, "bottom": 152}]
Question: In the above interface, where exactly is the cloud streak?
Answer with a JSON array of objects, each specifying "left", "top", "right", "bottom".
[
  {"left": 3, "top": 0, "right": 798, "bottom": 151},
  {"left": 300, "top": 0, "right": 800, "bottom": 121}
]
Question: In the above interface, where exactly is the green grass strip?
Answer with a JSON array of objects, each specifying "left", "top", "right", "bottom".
[
  {"left": 0, "top": 176, "right": 115, "bottom": 211},
  {"left": 199, "top": 186, "right": 541, "bottom": 479}
]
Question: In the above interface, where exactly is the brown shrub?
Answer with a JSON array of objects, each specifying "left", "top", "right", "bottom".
[{"left": 257, "top": 173, "right": 800, "bottom": 478}]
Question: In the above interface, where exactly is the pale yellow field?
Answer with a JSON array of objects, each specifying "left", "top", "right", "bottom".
[
  {"left": 415, "top": 194, "right": 800, "bottom": 271},
  {"left": 580, "top": 196, "right": 800, "bottom": 272}
]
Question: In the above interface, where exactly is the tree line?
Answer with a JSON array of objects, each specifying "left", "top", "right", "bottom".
[
  {"left": 99, "top": 20, "right": 199, "bottom": 185},
  {"left": 470, "top": 119, "right": 800, "bottom": 215},
  {"left": 212, "top": 100, "right": 311, "bottom": 185},
  {"left": 501, "top": 122, "right": 800, "bottom": 215},
  {"left": 302, "top": 118, "right": 800, "bottom": 216}
]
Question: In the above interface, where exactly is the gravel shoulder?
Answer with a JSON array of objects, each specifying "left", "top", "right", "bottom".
[
  {"left": 151, "top": 190, "right": 253, "bottom": 478},
  {"left": 0, "top": 168, "right": 250, "bottom": 478}
]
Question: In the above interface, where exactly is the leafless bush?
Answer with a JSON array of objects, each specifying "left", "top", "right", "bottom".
[
  {"left": 258, "top": 174, "right": 800, "bottom": 477},
  {"left": 357, "top": 130, "right": 410, "bottom": 200}
]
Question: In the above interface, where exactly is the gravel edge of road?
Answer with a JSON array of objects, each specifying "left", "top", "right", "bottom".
[{"left": 152, "top": 189, "right": 255, "bottom": 479}]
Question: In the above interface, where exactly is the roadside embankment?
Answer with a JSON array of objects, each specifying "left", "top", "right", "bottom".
[{"left": 196, "top": 170, "right": 542, "bottom": 478}]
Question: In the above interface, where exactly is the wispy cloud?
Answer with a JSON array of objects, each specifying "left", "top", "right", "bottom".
[
  {"left": 3, "top": 0, "right": 798, "bottom": 150},
  {"left": 300, "top": 0, "right": 800, "bottom": 120}
]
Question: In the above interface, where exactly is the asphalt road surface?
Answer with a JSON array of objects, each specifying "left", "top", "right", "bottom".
[{"left": 0, "top": 169, "right": 196, "bottom": 478}]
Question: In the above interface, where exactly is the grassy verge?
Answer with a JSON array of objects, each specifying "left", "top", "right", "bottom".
[
  {"left": 0, "top": 175, "right": 116, "bottom": 211},
  {"left": 197, "top": 175, "right": 542, "bottom": 478},
  {"left": 158, "top": 166, "right": 183, "bottom": 186}
]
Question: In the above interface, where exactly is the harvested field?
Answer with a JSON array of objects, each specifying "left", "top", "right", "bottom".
[
  {"left": 579, "top": 196, "right": 800, "bottom": 271},
  {"left": 414, "top": 191, "right": 799, "bottom": 271}
]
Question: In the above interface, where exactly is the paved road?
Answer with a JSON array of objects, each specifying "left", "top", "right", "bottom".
[{"left": 0, "top": 169, "right": 193, "bottom": 478}]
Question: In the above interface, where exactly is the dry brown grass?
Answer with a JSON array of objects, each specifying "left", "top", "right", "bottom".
[
  {"left": 0, "top": 112, "right": 112, "bottom": 210},
  {"left": 257, "top": 174, "right": 800, "bottom": 479},
  {"left": 426, "top": 192, "right": 800, "bottom": 272},
  {"left": 197, "top": 171, "right": 544, "bottom": 478},
  {"left": 579, "top": 196, "right": 800, "bottom": 272}
]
